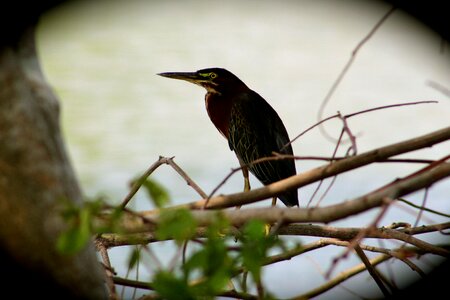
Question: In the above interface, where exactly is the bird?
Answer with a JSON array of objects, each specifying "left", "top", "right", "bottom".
[{"left": 158, "top": 68, "right": 298, "bottom": 207}]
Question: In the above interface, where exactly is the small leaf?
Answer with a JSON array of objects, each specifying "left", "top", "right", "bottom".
[
  {"left": 240, "top": 220, "right": 275, "bottom": 282},
  {"left": 57, "top": 207, "right": 91, "bottom": 255},
  {"left": 141, "top": 178, "right": 170, "bottom": 208},
  {"left": 183, "top": 214, "right": 234, "bottom": 295},
  {"left": 156, "top": 208, "right": 197, "bottom": 243},
  {"left": 243, "top": 219, "right": 267, "bottom": 240},
  {"left": 127, "top": 247, "right": 141, "bottom": 270}
]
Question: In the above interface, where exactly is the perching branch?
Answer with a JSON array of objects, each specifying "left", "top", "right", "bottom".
[{"left": 172, "top": 126, "right": 450, "bottom": 210}]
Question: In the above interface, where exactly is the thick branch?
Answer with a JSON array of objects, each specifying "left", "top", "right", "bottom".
[
  {"left": 136, "top": 161, "right": 450, "bottom": 228},
  {"left": 175, "top": 126, "right": 450, "bottom": 209}
]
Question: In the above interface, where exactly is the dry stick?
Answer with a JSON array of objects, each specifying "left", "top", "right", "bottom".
[
  {"left": 413, "top": 188, "right": 429, "bottom": 227},
  {"left": 232, "top": 234, "right": 442, "bottom": 281},
  {"left": 166, "top": 158, "right": 208, "bottom": 198},
  {"left": 344, "top": 100, "right": 438, "bottom": 119},
  {"left": 290, "top": 254, "right": 392, "bottom": 300},
  {"left": 312, "top": 239, "right": 425, "bottom": 277},
  {"left": 120, "top": 156, "right": 207, "bottom": 209},
  {"left": 307, "top": 128, "right": 345, "bottom": 207},
  {"left": 120, "top": 156, "right": 173, "bottom": 209},
  {"left": 316, "top": 140, "right": 354, "bottom": 207},
  {"left": 325, "top": 197, "right": 393, "bottom": 278},
  {"left": 177, "top": 126, "right": 450, "bottom": 210},
  {"left": 354, "top": 244, "right": 390, "bottom": 297},
  {"left": 398, "top": 197, "right": 450, "bottom": 218},
  {"left": 287, "top": 100, "right": 438, "bottom": 150},
  {"left": 317, "top": 6, "right": 396, "bottom": 141},
  {"left": 277, "top": 222, "right": 450, "bottom": 241},
  {"left": 337, "top": 111, "right": 358, "bottom": 155},
  {"left": 95, "top": 240, "right": 118, "bottom": 300}
]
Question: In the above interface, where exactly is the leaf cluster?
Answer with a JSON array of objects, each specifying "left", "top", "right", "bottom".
[{"left": 151, "top": 210, "right": 283, "bottom": 299}]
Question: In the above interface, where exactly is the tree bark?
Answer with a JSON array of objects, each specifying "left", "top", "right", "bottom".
[{"left": 0, "top": 22, "right": 106, "bottom": 299}]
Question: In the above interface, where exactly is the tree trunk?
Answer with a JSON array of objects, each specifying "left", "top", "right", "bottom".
[{"left": 0, "top": 21, "right": 106, "bottom": 299}]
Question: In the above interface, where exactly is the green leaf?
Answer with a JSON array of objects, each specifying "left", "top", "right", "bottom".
[
  {"left": 57, "top": 206, "right": 91, "bottom": 255},
  {"left": 240, "top": 220, "right": 276, "bottom": 282},
  {"left": 127, "top": 247, "right": 141, "bottom": 270},
  {"left": 182, "top": 214, "right": 234, "bottom": 295},
  {"left": 155, "top": 208, "right": 197, "bottom": 244},
  {"left": 153, "top": 271, "right": 196, "bottom": 300},
  {"left": 141, "top": 178, "right": 170, "bottom": 208}
]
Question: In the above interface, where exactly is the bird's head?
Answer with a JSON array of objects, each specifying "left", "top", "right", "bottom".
[{"left": 158, "top": 67, "right": 246, "bottom": 94}]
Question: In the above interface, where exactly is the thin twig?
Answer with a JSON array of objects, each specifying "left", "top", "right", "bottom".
[
  {"left": 289, "top": 100, "right": 436, "bottom": 150},
  {"left": 413, "top": 188, "right": 429, "bottom": 227},
  {"left": 344, "top": 100, "right": 438, "bottom": 119},
  {"left": 337, "top": 111, "right": 357, "bottom": 155},
  {"left": 120, "top": 156, "right": 173, "bottom": 209},
  {"left": 317, "top": 6, "right": 396, "bottom": 141},
  {"left": 166, "top": 158, "right": 208, "bottom": 198},
  {"left": 326, "top": 197, "right": 393, "bottom": 278},
  {"left": 308, "top": 128, "right": 345, "bottom": 207},
  {"left": 354, "top": 244, "right": 390, "bottom": 297},
  {"left": 398, "top": 197, "right": 450, "bottom": 218},
  {"left": 290, "top": 255, "right": 392, "bottom": 300}
]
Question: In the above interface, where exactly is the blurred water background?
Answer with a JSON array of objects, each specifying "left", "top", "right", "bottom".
[{"left": 37, "top": 0, "right": 449, "bottom": 299}]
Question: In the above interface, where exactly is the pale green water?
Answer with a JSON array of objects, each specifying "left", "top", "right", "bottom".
[{"left": 37, "top": 1, "right": 449, "bottom": 298}]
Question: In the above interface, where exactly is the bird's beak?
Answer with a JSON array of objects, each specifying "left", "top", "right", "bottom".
[{"left": 157, "top": 72, "right": 203, "bottom": 84}]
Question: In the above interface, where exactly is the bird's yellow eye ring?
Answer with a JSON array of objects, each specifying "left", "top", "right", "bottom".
[{"left": 209, "top": 72, "right": 217, "bottom": 79}]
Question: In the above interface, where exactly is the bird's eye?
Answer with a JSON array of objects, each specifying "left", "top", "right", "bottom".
[{"left": 209, "top": 72, "right": 217, "bottom": 79}]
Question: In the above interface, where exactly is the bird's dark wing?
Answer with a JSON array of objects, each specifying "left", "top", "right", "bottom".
[{"left": 228, "top": 90, "right": 298, "bottom": 206}]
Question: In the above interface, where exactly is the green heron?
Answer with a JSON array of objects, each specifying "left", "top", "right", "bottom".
[{"left": 158, "top": 68, "right": 298, "bottom": 207}]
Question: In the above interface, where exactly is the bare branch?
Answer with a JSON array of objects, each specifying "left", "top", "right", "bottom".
[
  {"left": 344, "top": 100, "right": 438, "bottom": 118},
  {"left": 175, "top": 126, "right": 450, "bottom": 210},
  {"left": 290, "top": 255, "right": 392, "bottom": 299},
  {"left": 354, "top": 244, "right": 390, "bottom": 297},
  {"left": 165, "top": 158, "right": 208, "bottom": 198},
  {"left": 120, "top": 156, "right": 174, "bottom": 209},
  {"left": 397, "top": 198, "right": 450, "bottom": 218},
  {"left": 147, "top": 161, "right": 450, "bottom": 228},
  {"left": 97, "top": 222, "right": 450, "bottom": 249},
  {"left": 317, "top": 6, "right": 396, "bottom": 139}
]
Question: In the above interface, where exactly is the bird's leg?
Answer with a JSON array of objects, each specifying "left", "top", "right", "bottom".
[
  {"left": 264, "top": 197, "right": 278, "bottom": 235},
  {"left": 241, "top": 164, "right": 251, "bottom": 193},
  {"left": 236, "top": 160, "right": 250, "bottom": 210},
  {"left": 271, "top": 197, "right": 277, "bottom": 206}
]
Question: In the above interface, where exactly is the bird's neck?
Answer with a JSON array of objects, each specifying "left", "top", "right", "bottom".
[{"left": 204, "top": 92, "right": 234, "bottom": 139}]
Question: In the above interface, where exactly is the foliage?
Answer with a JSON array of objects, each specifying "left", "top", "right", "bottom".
[
  {"left": 140, "top": 178, "right": 170, "bottom": 208},
  {"left": 155, "top": 208, "right": 197, "bottom": 243},
  {"left": 152, "top": 212, "right": 282, "bottom": 299},
  {"left": 57, "top": 199, "right": 103, "bottom": 255}
]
